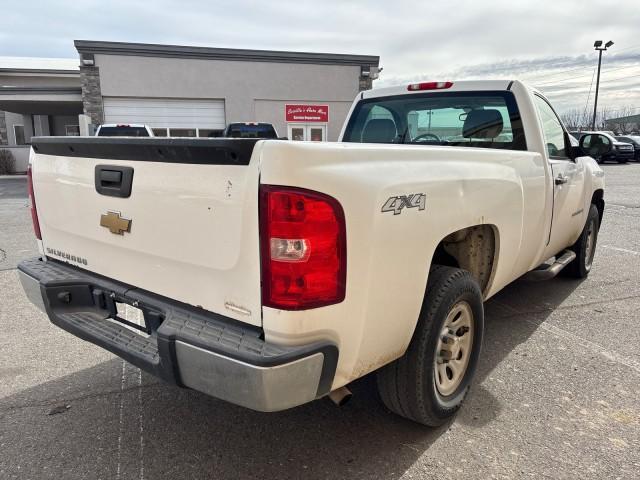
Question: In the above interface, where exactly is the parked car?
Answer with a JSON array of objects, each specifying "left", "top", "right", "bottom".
[
  {"left": 222, "top": 122, "right": 278, "bottom": 139},
  {"left": 22, "top": 79, "right": 610, "bottom": 426},
  {"left": 95, "top": 124, "right": 154, "bottom": 137},
  {"left": 569, "top": 131, "right": 633, "bottom": 163},
  {"left": 615, "top": 135, "right": 640, "bottom": 161},
  {"left": 568, "top": 131, "right": 584, "bottom": 141}
]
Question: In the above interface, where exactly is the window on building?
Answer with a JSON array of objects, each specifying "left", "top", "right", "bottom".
[
  {"left": 198, "top": 129, "right": 223, "bottom": 138},
  {"left": 65, "top": 125, "right": 80, "bottom": 136},
  {"left": 150, "top": 127, "right": 224, "bottom": 137},
  {"left": 169, "top": 128, "right": 197, "bottom": 137},
  {"left": 13, "top": 125, "right": 26, "bottom": 145},
  {"left": 152, "top": 128, "right": 168, "bottom": 137}
]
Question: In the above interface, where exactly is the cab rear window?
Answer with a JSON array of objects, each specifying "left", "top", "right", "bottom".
[
  {"left": 342, "top": 91, "right": 526, "bottom": 151},
  {"left": 97, "top": 126, "right": 150, "bottom": 137}
]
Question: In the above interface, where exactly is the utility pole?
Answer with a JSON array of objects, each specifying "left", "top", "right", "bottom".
[{"left": 592, "top": 40, "right": 614, "bottom": 130}]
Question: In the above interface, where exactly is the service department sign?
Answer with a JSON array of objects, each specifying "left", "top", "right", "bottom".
[{"left": 285, "top": 104, "right": 329, "bottom": 123}]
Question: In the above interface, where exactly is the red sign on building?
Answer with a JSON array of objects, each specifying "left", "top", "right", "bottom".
[{"left": 285, "top": 104, "right": 329, "bottom": 123}]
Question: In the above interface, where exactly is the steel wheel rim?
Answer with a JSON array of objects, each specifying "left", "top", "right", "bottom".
[
  {"left": 584, "top": 219, "right": 596, "bottom": 270},
  {"left": 434, "top": 301, "right": 474, "bottom": 397}
]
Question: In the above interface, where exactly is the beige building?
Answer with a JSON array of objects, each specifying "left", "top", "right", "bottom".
[{"left": 0, "top": 40, "right": 380, "bottom": 172}]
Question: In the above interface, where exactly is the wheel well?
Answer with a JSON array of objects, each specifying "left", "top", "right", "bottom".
[
  {"left": 432, "top": 225, "right": 497, "bottom": 296},
  {"left": 591, "top": 189, "right": 604, "bottom": 227}
]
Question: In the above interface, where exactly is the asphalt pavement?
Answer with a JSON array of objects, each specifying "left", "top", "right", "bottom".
[{"left": 0, "top": 167, "right": 639, "bottom": 480}]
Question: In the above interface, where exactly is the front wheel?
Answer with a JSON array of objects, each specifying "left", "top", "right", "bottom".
[
  {"left": 564, "top": 203, "right": 600, "bottom": 278},
  {"left": 376, "top": 265, "right": 484, "bottom": 426}
]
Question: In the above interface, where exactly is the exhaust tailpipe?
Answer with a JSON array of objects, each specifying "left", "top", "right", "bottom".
[{"left": 328, "top": 386, "right": 352, "bottom": 406}]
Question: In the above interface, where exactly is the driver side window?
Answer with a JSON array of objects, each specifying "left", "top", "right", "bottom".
[{"left": 533, "top": 95, "right": 568, "bottom": 159}]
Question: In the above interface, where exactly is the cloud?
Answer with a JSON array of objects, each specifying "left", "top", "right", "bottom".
[{"left": 1, "top": 0, "right": 639, "bottom": 113}]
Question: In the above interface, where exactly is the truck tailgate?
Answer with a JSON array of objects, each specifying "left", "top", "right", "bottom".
[{"left": 30, "top": 137, "right": 263, "bottom": 326}]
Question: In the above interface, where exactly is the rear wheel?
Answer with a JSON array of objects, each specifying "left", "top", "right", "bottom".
[
  {"left": 564, "top": 204, "right": 600, "bottom": 278},
  {"left": 376, "top": 265, "right": 484, "bottom": 426}
]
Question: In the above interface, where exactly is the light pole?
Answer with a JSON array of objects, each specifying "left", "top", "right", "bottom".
[{"left": 592, "top": 40, "right": 614, "bottom": 130}]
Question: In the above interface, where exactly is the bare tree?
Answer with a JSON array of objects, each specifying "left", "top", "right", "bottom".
[
  {"left": 607, "top": 106, "right": 638, "bottom": 134},
  {"left": 560, "top": 108, "right": 590, "bottom": 130},
  {"left": 562, "top": 105, "right": 639, "bottom": 134},
  {"left": 594, "top": 107, "right": 610, "bottom": 131}
]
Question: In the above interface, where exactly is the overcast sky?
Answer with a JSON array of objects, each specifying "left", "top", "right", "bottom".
[{"left": 2, "top": 0, "right": 639, "bottom": 116}]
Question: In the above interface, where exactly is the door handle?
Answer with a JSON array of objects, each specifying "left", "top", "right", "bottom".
[
  {"left": 555, "top": 173, "right": 569, "bottom": 185},
  {"left": 95, "top": 165, "right": 134, "bottom": 198}
]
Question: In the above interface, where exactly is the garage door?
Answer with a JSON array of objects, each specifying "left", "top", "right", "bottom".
[{"left": 102, "top": 97, "right": 226, "bottom": 129}]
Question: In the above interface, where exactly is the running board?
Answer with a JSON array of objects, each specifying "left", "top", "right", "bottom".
[{"left": 523, "top": 250, "right": 576, "bottom": 281}]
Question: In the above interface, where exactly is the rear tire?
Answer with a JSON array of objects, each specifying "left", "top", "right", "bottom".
[
  {"left": 564, "top": 203, "right": 600, "bottom": 278},
  {"left": 376, "top": 265, "right": 484, "bottom": 426}
]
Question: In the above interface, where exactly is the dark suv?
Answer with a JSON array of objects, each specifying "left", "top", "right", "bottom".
[
  {"left": 569, "top": 131, "right": 634, "bottom": 163},
  {"left": 615, "top": 135, "right": 640, "bottom": 161}
]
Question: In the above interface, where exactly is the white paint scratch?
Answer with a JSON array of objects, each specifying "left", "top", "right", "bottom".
[
  {"left": 602, "top": 245, "right": 640, "bottom": 256},
  {"left": 138, "top": 367, "right": 145, "bottom": 480},
  {"left": 116, "top": 359, "right": 126, "bottom": 480},
  {"left": 531, "top": 321, "right": 640, "bottom": 375},
  {"left": 137, "top": 305, "right": 145, "bottom": 480}
]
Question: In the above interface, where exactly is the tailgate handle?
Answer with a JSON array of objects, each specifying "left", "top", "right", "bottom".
[{"left": 95, "top": 165, "right": 134, "bottom": 198}]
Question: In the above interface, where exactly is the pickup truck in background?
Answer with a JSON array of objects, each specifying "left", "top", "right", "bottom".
[
  {"left": 20, "top": 80, "right": 611, "bottom": 426},
  {"left": 95, "top": 124, "right": 154, "bottom": 137}
]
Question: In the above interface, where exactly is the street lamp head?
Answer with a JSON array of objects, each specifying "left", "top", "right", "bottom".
[
  {"left": 605, "top": 40, "right": 614, "bottom": 48},
  {"left": 594, "top": 40, "right": 603, "bottom": 48}
]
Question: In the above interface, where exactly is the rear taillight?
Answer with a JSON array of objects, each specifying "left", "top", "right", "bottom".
[
  {"left": 27, "top": 165, "right": 42, "bottom": 240},
  {"left": 260, "top": 185, "right": 346, "bottom": 310},
  {"left": 407, "top": 81, "right": 453, "bottom": 91}
]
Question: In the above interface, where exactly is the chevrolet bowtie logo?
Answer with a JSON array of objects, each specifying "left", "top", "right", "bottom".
[{"left": 100, "top": 211, "right": 132, "bottom": 235}]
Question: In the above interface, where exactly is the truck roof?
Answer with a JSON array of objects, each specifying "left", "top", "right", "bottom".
[{"left": 362, "top": 80, "right": 517, "bottom": 99}]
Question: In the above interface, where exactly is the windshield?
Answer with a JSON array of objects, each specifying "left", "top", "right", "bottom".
[
  {"left": 226, "top": 124, "right": 277, "bottom": 138},
  {"left": 97, "top": 126, "right": 150, "bottom": 137},
  {"left": 342, "top": 91, "right": 526, "bottom": 151}
]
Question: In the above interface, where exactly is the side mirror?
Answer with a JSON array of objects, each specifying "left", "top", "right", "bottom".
[{"left": 579, "top": 133, "right": 613, "bottom": 158}]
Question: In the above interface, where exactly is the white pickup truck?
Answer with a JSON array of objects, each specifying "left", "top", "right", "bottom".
[{"left": 19, "top": 80, "right": 611, "bottom": 426}]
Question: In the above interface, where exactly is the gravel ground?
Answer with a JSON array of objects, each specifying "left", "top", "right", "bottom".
[{"left": 0, "top": 166, "right": 638, "bottom": 480}]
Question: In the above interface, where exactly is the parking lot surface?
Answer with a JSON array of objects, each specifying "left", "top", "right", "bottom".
[{"left": 1, "top": 166, "right": 639, "bottom": 479}]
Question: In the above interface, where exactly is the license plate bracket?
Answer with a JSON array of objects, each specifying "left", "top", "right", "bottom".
[{"left": 114, "top": 302, "right": 148, "bottom": 334}]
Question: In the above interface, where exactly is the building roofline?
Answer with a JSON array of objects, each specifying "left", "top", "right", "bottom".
[
  {"left": 74, "top": 40, "right": 379, "bottom": 67},
  {"left": 0, "top": 56, "right": 79, "bottom": 74},
  {"left": 0, "top": 87, "right": 82, "bottom": 95},
  {"left": 606, "top": 114, "right": 640, "bottom": 123},
  {"left": 0, "top": 68, "right": 79, "bottom": 75}
]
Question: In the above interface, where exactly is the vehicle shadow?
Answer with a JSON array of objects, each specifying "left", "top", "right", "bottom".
[{"left": 0, "top": 276, "right": 583, "bottom": 480}]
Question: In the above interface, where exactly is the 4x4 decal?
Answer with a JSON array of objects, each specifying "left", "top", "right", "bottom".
[{"left": 381, "top": 193, "right": 426, "bottom": 215}]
